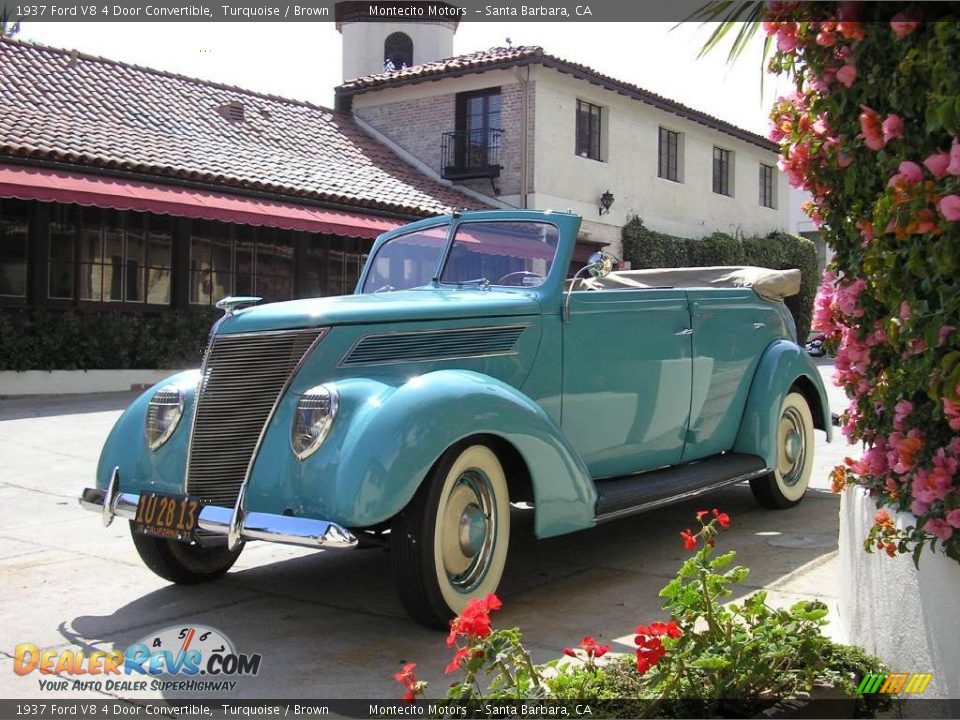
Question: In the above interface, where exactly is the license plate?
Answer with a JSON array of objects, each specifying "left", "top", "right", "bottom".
[{"left": 134, "top": 492, "right": 200, "bottom": 541}]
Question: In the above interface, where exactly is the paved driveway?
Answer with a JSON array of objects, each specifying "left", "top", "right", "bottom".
[{"left": 0, "top": 360, "right": 852, "bottom": 701}]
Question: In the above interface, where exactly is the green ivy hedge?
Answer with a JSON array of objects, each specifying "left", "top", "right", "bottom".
[
  {"left": 621, "top": 217, "right": 819, "bottom": 340},
  {"left": 0, "top": 307, "right": 218, "bottom": 371}
]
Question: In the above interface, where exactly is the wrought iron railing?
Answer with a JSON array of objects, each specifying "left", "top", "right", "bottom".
[{"left": 441, "top": 129, "right": 503, "bottom": 180}]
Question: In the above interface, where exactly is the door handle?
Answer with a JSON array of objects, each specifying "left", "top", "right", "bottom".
[
  {"left": 675, "top": 328, "right": 694, "bottom": 336},
  {"left": 753, "top": 322, "right": 766, "bottom": 330}
]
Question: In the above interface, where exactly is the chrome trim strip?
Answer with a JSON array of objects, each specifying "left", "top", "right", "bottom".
[
  {"left": 79, "top": 487, "right": 358, "bottom": 550},
  {"left": 338, "top": 323, "right": 529, "bottom": 368},
  {"left": 593, "top": 468, "right": 769, "bottom": 524},
  {"left": 228, "top": 481, "right": 247, "bottom": 551},
  {"left": 102, "top": 467, "right": 120, "bottom": 527}
]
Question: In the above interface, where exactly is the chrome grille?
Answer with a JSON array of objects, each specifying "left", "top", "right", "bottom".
[
  {"left": 341, "top": 325, "right": 525, "bottom": 366},
  {"left": 186, "top": 328, "right": 325, "bottom": 506}
]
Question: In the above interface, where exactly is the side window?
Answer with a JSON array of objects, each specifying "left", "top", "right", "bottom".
[
  {"left": 759, "top": 163, "right": 777, "bottom": 208},
  {"left": 575, "top": 99, "right": 604, "bottom": 161},
  {"left": 712, "top": 147, "right": 734, "bottom": 196},
  {"left": 441, "top": 221, "right": 559, "bottom": 287},
  {"left": 658, "top": 127, "right": 683, "bottom": 183}
]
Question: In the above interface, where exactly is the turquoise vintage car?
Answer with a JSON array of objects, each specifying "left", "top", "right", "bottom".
[{"left": 81, "top": 209, "right": 831, "bottom": 627}]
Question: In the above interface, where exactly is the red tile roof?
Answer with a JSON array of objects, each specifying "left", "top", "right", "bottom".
[
  {"left": 0, "top": 37, "right": 486, "bottom": 217},
  {"left": 336, "top": 46, "right": 777, "bottom": 152}
]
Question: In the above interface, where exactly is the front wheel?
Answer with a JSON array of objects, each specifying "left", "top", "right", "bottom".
[
  {"left": 130, "top": 523, "right": 243, "bottom": 584},
  {"left": 750, "top": 391, "right": 815, "bottom": 509},
  {"left": 390, "top": 443, "right": 511, "bottom": 628}
]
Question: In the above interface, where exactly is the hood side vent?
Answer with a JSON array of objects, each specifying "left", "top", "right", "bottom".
[{"left": 341, "top": 325, "right": 526, "bottom": 367}]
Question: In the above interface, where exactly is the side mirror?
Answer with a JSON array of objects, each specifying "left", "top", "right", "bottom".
[
  {"left": 564, "top": 251, "right": 619, "bottom": 322},
  {"left": 587, "top": 251, "right": 616, "bottom": 278}
]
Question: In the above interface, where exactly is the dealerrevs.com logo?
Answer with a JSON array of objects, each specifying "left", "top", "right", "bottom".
[{"left": 14, "top": 624, "right": 262, "bottom": 692}]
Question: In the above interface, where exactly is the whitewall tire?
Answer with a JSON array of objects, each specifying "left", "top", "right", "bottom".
[{"left": 750, "top": 392, "right": 815, "bottom": 509}]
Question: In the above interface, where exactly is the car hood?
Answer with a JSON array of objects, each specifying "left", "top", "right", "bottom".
[{"left": 216, "top": 287, "right": 542, "bottom": 334}]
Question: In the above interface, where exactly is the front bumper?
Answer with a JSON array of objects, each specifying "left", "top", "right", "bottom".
[{"left": 79, "top": 469, "right": 358, "bottom": 551}]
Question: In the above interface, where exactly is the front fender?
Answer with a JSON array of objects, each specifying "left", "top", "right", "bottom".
[
  {"left": 272, "top": 370, "right": 596, "bottom": 538},
  {"left": 96, "top": 369, "right": 201, "bottom": 494},
  {"left": 733, "top": 340, "right": 832, "bottom": 468}
]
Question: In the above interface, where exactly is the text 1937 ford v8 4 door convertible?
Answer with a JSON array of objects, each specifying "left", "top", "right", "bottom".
[{"left": 80, "top": 209, "right": 831, "bottom": 628}]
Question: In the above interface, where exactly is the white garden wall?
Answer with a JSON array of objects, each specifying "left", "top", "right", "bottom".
[{"left": 838, "top": 485, "right": 960, "bottom": 698}]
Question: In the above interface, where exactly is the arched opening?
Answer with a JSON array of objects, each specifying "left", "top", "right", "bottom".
[{"left": 383, "top": 32, "right": 413, "bottom": 72}]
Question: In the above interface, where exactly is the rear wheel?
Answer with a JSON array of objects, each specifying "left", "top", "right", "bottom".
[
  {"left": 750, "top": 392, "right": 815, "bottom": 509},
  {"left": 130, "top": 523, "right": 243, "bottom": 584},
  {"left": 391, "top": 442, "right": 510, "bottom": 628}
]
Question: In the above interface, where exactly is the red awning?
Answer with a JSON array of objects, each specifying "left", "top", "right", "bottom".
[{"left": 0, "top": 164, "right": 401, "bottom": 240}]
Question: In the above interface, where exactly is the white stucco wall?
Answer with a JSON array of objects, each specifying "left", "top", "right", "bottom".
[
  {"left": 530, "top": 66, "right": 789, "bottom": 257},
  {"left": 340, "top": 21, "right": 455, "bottom": 82},
  {"left": 838, "top": 485, "right": 960, "bottom": 698}
]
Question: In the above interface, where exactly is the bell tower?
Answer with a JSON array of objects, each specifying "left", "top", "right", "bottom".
[{"left": 335, "top": 1, "right": 460, "bottom": 82}]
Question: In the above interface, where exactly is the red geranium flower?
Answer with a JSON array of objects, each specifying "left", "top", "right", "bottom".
[
  {"left": 394, "top": 662, "right": 419, "bottom": 702},
  {"left": 680, "top": 528, "right": 697, "bottom": 551},
  {"left": 712, "top": 508, "right": 731, "bottom": 529},
  {"left": 447, "top": 593, "right": 502, "bottom": 646},
  {"left": 580, "top": 635, "right": 611, "bottom": 658}
]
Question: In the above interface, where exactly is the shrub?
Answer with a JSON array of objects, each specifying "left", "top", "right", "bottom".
[
  {"left": 687, "top": 231, "right": 745, "bottom": 267},
  {"left": 620, "top": 217, "right": 689, "bottom": 269},
  {"left": 767, "top": 5, "right": 960, "bottom": 564},
  {"left": 0, "top": 307, "right": 217, "bottom": 371}
]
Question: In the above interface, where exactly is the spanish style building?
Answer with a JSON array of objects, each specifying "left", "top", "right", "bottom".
[
  {"left": 0, "top": 35, "right": 483, "bottom": 312},
  {"left": 334, "top": 10, "right": 788, "bottom": 257}
]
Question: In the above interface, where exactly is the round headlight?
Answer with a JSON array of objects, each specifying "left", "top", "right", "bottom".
[
  {"left": 145, "top": 385, "right": 185, "bottom": 451},
  {"left": 291, "top": 385, "right": 339, "bottom": 460}
]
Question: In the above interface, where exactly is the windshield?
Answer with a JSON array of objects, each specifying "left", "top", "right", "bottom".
[
  {"left": 440, "top": 221, "right": 559, "bottom": 288},
  {"left": 360, "top": 224, "right": 449, "bottom": 293}
]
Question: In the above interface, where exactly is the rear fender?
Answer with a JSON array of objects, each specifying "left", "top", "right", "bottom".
[{"left": 733, "top": 340, "right": 832, "bottom": 468}]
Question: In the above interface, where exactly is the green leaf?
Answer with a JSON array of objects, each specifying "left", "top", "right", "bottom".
[
  {"left": 710, "top": 550, "right": 737, "bottom": 571},
  {"left": 690, "top": 655, "right": 733, "bottom": 671}
]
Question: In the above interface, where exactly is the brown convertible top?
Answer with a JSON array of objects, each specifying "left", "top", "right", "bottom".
[{"left": 581, "top": 266, "right": 801, "bottom": 301}]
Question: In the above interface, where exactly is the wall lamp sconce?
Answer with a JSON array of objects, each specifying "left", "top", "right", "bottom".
[{"left": 599, "top": 190, "right": 615, "bottom": 216}]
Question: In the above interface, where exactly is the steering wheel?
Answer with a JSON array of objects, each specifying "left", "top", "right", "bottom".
[{"left": 497, "top": 270, "right": 545, "bottom": 286}]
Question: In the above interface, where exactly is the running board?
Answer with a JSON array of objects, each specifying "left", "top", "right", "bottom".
[{"left": 594, "top": 453, "right": 768, "bottom": 524}]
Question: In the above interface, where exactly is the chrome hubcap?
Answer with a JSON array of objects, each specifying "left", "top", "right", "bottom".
[
  {"left": 778, "top": 408, "right": 807, "bottom": 487},
  {"left": 441, "top": 470, "right": 496, "bottom": 591}
]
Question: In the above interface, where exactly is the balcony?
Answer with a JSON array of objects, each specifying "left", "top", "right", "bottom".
[{"left": 441, "top": 129, "right": 503, "bottom": 181}]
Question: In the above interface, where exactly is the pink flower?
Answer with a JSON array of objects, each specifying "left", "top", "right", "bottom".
[
  {"left": 939, "top": 326, "right": 956, "bottom": 346},
  {"left": 837, "top": 63, "right": 857, "bottom": 88},
  {"left": 899, "top": 161, "right": 923, "bottom": 184},
  {"left": 924, "top": 151, "right": 950, "bottom": 179},
  {"left": 893, "top": 401, "right": 913, "bottom": 431},
  {"left": 816, "top": 29, "right": 837, "bottom": 47},
  {"left": 923, "top": 518, "right": 953, "bottom": 541},
  {"left": 890, "top": 13, "right": 920, "bottom": 38},
  {"left": 911, "top": 498, "right": 931, "bottom": 516},
  {"left": 882, "top": 114, "right": 904, "bottom": 144},
  {"left": 947, "top": 509, "right": 960, "bottom": 529},
  {"left": 948, "top": 138, "right": 960, "bottom": 176},
  {"left": 899, "top": 301, "right": 911, "bottom": 321},
  {"left": 777, "top": 24, "right": 799, "bottom": 52},
  {"left": 938, "top": 195, "right": 960, "bottom": 222},
  {"left": 888, "top": 161, "right": 924, "bottom": 187}
]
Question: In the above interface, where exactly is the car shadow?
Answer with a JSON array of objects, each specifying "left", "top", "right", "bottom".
[{"left": 60, "top": 482, "right": 841, "bottom": 700}]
